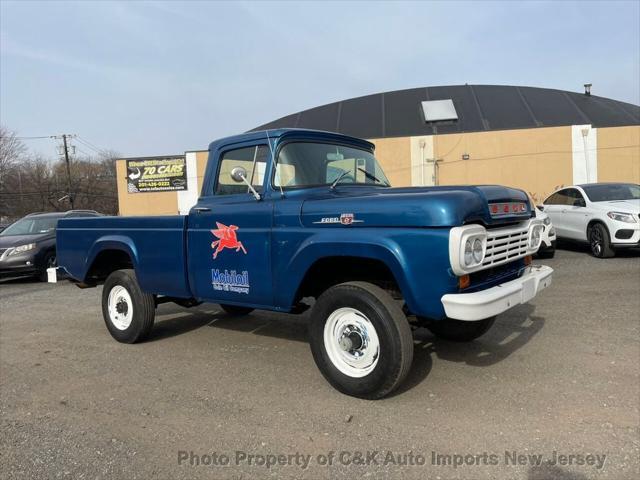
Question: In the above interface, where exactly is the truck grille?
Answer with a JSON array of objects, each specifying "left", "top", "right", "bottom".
[{"left": 483, "top": 224, "right": 530, "bottom": 268}]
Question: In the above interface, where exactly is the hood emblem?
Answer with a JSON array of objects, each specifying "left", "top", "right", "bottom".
[{"left": 313, "top": 213, "right": 364, "bottom": 225}]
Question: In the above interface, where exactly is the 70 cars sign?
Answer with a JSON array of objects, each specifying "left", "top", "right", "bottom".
[{"left": 126, "top": 157, "right": 187, "bottom": 193}]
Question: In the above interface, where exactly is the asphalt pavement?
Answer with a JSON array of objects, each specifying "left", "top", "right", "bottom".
[{"left": 1, "top": 245, "right": 639, "bottom": 479}]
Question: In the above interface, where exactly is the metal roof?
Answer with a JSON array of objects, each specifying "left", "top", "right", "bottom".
[{"left": 250, "top": 85, "right": 640, "bottom": 138}]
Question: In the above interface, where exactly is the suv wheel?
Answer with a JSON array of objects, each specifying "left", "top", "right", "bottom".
[
  {"left": 38, "top": 251, "right": 57, "bottom": 282},
  {"left": 589, "top": 223, "right": 615, "bottom": 258}
]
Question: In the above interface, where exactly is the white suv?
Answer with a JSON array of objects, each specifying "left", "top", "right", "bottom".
[{"left": 542, "top": 183, "right": 640, "bottom": 258}]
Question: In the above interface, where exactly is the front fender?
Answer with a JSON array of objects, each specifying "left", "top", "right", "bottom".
[{"left": 274, "top": 228, "right": 454, "bottom": 318}]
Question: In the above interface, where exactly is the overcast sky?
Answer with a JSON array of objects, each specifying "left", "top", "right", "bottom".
[{"left": 1, "top": 0, "right": 639, "bottom": 158}]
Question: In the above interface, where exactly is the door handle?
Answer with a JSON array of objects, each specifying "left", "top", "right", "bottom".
[{"left": 194, "top": 207, "right": 211, "bottom": 213}]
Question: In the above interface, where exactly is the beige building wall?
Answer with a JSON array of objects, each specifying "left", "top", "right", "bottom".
[
  {"left": 195, "top": 151, "right": 209, "bottom": 195},
  {"left": 431, "top": 126, "right": 574, "bottom": 204},
  {"left": 597, "top": 126, "right": 640, "bottom": 183},
  {"left": 116, "top": 159, "right": 179, "bottom": 216},
  {"left": 368, "top": 137, "right": 411, "bottom": 187}
]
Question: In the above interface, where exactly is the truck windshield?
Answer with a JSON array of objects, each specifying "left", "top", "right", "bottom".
[
  {"left": 581, "top": 184, "right": 640, "bottom": 202},
  {"left": 0, "top": 217, "right": 59, "bottom": 236},
  {"left": 274, "top": 142, "right": 391, "bottom": 189}
]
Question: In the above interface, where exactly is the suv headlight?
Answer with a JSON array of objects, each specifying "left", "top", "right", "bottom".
[
  {"left": 607, "top": 211, "right": 636, "bottom": 223},
  {"left": 529, "top": 224, "right": 544, "bottom": 249},
  {"left": 449, "top": 225, "right": 487, "bottom": 275},
  {"left": 9, "top": 243, "right": 36, "bottom": 255}
]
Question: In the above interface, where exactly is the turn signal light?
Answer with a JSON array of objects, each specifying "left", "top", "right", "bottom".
[
  {"left": 524, "top": 255, "right": 532, "bottom": 266},
  {"left": 458, "top": 274, "right": 470, "bottom": 289}
]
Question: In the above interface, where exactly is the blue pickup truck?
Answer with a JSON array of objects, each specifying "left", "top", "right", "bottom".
[{"left": 55, "top": 129, "right": 553, "bottom": 399}]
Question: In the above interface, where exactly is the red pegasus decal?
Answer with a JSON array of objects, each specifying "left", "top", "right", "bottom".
[{"left": 211, "top": 222, "right": 247, "bottom": 259}]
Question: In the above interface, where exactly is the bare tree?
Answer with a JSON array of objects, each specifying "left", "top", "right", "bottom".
[{"left": 0, "top": 125, "right": 26, "bottom": 190}]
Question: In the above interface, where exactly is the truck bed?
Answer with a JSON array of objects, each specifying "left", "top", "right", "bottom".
[{"left": 56, "top": 215, "right": 191, "bottom": 298}]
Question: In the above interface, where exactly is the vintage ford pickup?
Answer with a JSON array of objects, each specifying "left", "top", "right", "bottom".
[{"left": 55, "top": 129, "right": 553, "bottom": 398}]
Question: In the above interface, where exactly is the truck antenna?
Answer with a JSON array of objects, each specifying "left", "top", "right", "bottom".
[{"left": 266, "top": 129, "right": 284, "bottom": 197}]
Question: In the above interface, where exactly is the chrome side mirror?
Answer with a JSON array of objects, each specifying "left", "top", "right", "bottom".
[{"left": 230, "top": 166, "right": 248, "bottom": 183}]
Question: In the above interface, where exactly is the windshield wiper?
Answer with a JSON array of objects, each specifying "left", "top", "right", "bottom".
[
  {"left": 358, "top": 167, "right": 389, "bottom": 186},
  {"left": 330, "top": 170, "right": 351, "bottom": 190}
]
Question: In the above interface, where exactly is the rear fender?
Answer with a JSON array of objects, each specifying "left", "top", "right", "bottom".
[{"left": 84, "top": 235, "right": 139, "bottom": 281}]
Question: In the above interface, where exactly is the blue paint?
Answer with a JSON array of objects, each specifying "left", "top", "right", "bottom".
[{"left": 56, "top": 129, "right": 532, "bottom": 320}]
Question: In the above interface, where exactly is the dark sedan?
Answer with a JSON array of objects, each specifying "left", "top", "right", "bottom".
[{"left": 0, "top": 210, "right": 100, "bottom": 281}]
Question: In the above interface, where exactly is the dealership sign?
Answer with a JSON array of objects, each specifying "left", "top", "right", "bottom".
[{"left": 126, "top": 157, "right": 187, "bottom": 193}]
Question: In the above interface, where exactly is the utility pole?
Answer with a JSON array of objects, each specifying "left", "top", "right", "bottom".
[
  {"left": 62, "top": 134, "right": 74, "bottom": 209},
  {"left": 54, "top": 134, "right": 76, "bottom": 209}
]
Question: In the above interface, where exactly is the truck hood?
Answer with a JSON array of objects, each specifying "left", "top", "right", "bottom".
[{"left": 300, "top": 185, "right": 531, "bottom": 228}]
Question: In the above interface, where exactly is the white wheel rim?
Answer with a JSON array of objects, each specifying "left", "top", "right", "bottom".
[
  {"left": 323, "top": 307, "right": 380, "bottom": 378},
  {"left": 107, "top": 285, "right": 133, "bottom": 330}
]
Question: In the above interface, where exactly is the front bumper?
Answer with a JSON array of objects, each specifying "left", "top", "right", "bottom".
[
  {"left": 441, "top": 265, "right": 553, "bottom": 321},
  {"left": 0, "top": 252, "right": 39, "bottom": 278}
]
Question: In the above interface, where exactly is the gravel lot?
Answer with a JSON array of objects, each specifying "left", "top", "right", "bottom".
[{"left": 1, "top": 245, "right": 639, "bottom": 480}]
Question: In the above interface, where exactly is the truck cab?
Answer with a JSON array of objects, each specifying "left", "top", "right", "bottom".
[{"left": 56, "top": 129, "right": 553, "bottom": 399}]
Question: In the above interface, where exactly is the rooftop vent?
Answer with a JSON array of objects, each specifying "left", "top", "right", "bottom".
[{"left": 420, "top": 99, "right": 458, "bottom": 123}]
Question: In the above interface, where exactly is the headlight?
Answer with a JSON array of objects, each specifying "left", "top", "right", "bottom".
[
  {"left": 9, "top": 243, "right": 36, "bottom": 255},
  {"left": 464, "top": 240, "right": 473, "bottom": 266},
  {"left": 449, "top": 224, "right": 487, "bottom": 274},
  {"left": 543, "top": 217, "right": 551, "bottom": 226},
  {"left": 529, "top": 225, "right": 543, "bottom": 249},
  {"left": 607, "top": 211, "right": 636, "bottom": 223},
  {"left": 472, "top": 238, "right": 483, "bottom": 263}
]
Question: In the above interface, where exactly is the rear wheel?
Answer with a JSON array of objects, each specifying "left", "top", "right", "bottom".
[
  {"left": 309, "top": 281, "right": 413, "bottom": 399},
  {"left": 423, "top": 316, "right": 496, "bottom": 342},
  {"left": 220, "top": 304, "right": 254, "bottom": 316},
  {"left": 589, "top": 223, "right": 615, "bottom": 258},
  {"left": 102, "top": 269, "right": 155, "bottom": 343}
]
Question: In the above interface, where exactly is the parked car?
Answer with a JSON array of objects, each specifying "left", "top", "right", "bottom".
[
  {"left": 0, "top": 210, "right": 101, "bottom": 281},
  {"left": 534, "top": 205, "right": 556, "bottom": 258},
  {"left": 54, "top": 129, "right": 552, "bottom": 399},
  {"left": 541, "top": 183, "right": 640, "bottom": 258}
]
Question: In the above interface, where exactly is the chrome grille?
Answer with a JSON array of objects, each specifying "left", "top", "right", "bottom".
[{"left": 483, "top": 224, "right": 530, "bottom": 267}]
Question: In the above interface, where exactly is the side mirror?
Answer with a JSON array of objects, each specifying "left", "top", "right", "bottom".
[
  {"left": 230, "top": 166, "right": 248, "bottom": 183},
  {"left": 576, "top": 199, "right": 586, "bottom": 207}
]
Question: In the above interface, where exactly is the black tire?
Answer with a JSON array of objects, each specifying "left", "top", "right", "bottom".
[
  {"left": 423, "top": 316, "right": 496, "bottom": 342},
  {"left": 588, "top": 223, "right": 615, "bottom": 258},
  {"left": 102, "top": 269, "right": 155, "bottom": 343},
  {"left": 309, "top": 281, "right": 413, "bottom": 399},
  {"left": 220, "top": 304, "right": 254, "bottom": 316},
  {"left": 536, "top": 248, "right": 555, "bottom": 259},
  {"left": 38, "top": 251, "right": 57, "bottom": 282}
]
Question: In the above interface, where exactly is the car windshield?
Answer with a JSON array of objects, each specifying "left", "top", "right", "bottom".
[
  {"left": 581, "top": 184, "right": 640, "bottom": 202},
  {"left": 274, "top": 142, "right": 391, "bottom": 189},
  {"left": 0, "top": 216, "right": 59, "bottom": 236}
]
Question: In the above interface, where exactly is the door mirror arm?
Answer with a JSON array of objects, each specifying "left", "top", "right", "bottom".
[{"left": 230, "top": 167, "right": 261, "bottom": 201}]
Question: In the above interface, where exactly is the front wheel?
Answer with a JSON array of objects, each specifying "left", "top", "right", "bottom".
[
  {"left": 422, "top": 316, "right": 496, "bottom": 342},
  {"left": 589, "top": 223, "right": 615, "bottom": 258},
  {"left": 38, "top": 251, "right": 57, "bottom": 282},
  {"left": 309, "top": 282, "right": 413, "bottom": 399},
  {"left": 102, "top": 269, "right": 156, "bottom": 343}
]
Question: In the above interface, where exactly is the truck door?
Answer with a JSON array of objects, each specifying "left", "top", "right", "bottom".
[{"left": 187, "top": 144, "right": 273, "bottom": 307}]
